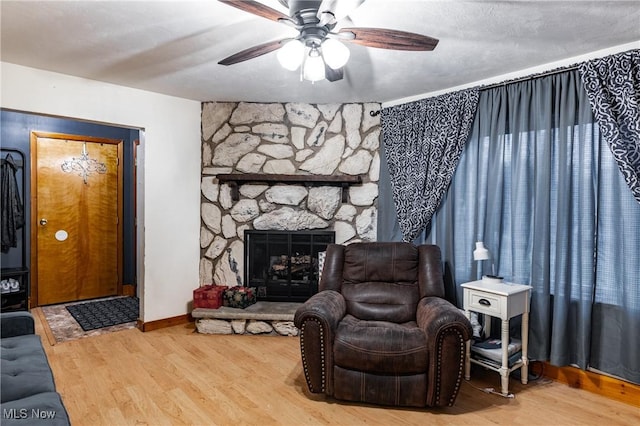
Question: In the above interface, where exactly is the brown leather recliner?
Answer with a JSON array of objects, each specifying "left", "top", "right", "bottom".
[{"left": 294, "top": 242, "right": 473, "bottom": 407}]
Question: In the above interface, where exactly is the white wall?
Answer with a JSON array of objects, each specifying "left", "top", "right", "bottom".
[
  {"left": 384, "top": 41, "right": 640, "bottom": 107},
  {"left": 1, "top": 62, "right": 202, "bottom": 322}
]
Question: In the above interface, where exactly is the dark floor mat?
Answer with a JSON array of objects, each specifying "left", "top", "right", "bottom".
[{"left": 66, "top": 297, "right": 139, "bottom": 331}]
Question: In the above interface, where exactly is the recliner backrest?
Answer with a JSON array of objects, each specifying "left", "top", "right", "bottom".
[
  {"left": 319, "top": 242, "right": 446, "bottom": 323},
  {"left": 320, "top": 243, "right": 412, "bottom": 322},
  {"left": 417, "top": 244, "right": 446, "bottom": 299},
  {"left": 344, "top": 242, "right": 419, "bottom": 322}
]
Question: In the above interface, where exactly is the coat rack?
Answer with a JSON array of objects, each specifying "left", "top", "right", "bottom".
[{"left": 1, "top": 148, "right": 29, "bottom": 312}]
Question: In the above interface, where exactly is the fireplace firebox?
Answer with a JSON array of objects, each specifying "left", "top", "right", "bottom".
[{"left": 244, "top": 230, "right": 335, "bottom": 303}]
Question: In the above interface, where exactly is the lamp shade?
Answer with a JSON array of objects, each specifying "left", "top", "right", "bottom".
[
  {"left": 473, "top": 241, "right": 490, "bottom": 261},
  {"left": 303, "top": 48, "right": 326, "bottom": 82},
  {"left": 277, "top": 39, "right": 304, "bottom": 71},
  {"left": 322, "top": 38, "right": 350, "bottom": 69}
]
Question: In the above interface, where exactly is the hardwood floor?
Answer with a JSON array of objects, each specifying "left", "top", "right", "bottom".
[{"left": 35, "top": 317, "right": 639, "bottom": 426}]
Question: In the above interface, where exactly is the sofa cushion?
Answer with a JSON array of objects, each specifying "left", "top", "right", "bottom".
[
  {"left": 1, "top": 335, "right": 56, "bottom": 403},
  {"left": 0, "top": 312, "right": 35, "bottom": 338},
  {"left": 333, "top": 314, "right": 428, "bottom": 374},
  {"left": 0, "top": 392, "right": 70, "bottom": 426}
]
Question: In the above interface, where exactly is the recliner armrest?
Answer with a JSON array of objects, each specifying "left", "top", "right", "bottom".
[
  {"left": 417, "top": 297, "right": 473, "bottom": 407},
  {"left": 417, "top": 297, "right": 472, "bottom": 339},
  {"left": 294, "top": 290, "right": 346, "bottom": 396},
  {"left": 294, "top": 290, "right": 346, "bottom": 331},
  {"left": 1, "top": 311, "right": 36, "bottom": 338}
]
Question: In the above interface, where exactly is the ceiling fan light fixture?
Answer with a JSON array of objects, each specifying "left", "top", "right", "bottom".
[
  {"left": 302, "top": 47, "right": 326, "bottom": 82},
  {"left": 216, "top": 0, "right": 437, "bottom": 84},
  {"left": 322, "top": 38, "right": 350, "bottom": 69},
  {"left": 277, "top": 39, "right": 305, "bottom": 70}
]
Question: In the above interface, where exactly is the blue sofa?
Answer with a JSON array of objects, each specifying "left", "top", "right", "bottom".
[{"left": 1, "top": 312, "right": 70, "bottom": 425}]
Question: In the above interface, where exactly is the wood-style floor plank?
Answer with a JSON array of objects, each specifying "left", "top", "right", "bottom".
[{"left": 34, "top": 316, "right": 639, "bottom": 426}]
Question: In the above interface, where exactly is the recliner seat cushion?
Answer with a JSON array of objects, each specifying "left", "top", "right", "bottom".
[
  {"left": 1, "top": 335, "right": 57, "bottom": 403},
  {"left": 334, "top": 315, "right": 428, "bottom": 374}
]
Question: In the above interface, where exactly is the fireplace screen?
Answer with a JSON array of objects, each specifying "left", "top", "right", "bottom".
[{"left": 244, "top": 230, "right": 335, "bottom": 302}]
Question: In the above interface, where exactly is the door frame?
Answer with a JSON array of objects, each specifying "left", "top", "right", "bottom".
[{"left": 29, "top": 131, "right": 124, "bottom": 307}]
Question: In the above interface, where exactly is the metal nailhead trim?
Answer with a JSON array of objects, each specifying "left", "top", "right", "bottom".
[
  {"left": 435, "top": 328, "right": 465, "bottom": 406},
  {"left": 317, "top": 318, "right": 326, "bottom": 392},
  {"left": 299, "top": 318, "right": 326, "bottom": 393}
]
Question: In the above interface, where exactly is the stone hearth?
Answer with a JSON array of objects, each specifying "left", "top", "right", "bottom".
[{"left": 192, "top": 302, "right": 301, "bottom": 336}]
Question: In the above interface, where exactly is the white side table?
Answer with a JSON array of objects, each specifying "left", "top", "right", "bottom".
[{"left": 462, "top": 279, "right": 532, "bottom": 395}]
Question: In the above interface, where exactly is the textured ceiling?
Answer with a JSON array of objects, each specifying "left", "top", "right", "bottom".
[{"left": 1, "top": 1, "right": 639, "bottom": 104}]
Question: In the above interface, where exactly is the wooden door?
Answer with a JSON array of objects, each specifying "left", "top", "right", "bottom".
[{"left": 31, "top": 132, "right": 123, "bottom": 306}]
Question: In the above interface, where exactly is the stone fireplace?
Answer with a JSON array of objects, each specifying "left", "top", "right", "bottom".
[
  {"left": 199, "top": 102, "right": 381, "bottom": 293},
  {"left": 196, "top": 102, "right": 379, "bottom": 334}
]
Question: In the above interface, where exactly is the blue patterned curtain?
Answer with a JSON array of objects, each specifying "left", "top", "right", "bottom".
[
  {"left": 381, "top": 89, "right": 479, "bottom": 242},
  {"left": 579, "top": 49, "right": 640, "bottom": 204}
]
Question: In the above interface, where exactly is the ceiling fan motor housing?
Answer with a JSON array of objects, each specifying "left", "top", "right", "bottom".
[
  {"left": 288, "top": 0, "right": 324, "bottom": 19},
  {"left": 287, "top": 1, "right": 336, "bottom": 47}
]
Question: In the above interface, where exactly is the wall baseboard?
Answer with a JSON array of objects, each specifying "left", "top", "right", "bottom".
[
  {"left": 543, "top": 363, "right": 639, "bottom": 407},
  {"left": 137, "top": 314, "right": 193, "bottom": 332}
]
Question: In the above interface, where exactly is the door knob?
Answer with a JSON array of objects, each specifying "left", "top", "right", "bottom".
[{"left": 40, "top": 218, "right": 48, "bottom": 226}]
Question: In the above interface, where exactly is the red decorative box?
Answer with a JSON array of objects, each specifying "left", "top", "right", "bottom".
[
  {"left": 223, "top": 286, "right": 257, "bottom": 309},
  {"left": 193, "top": 285, "right": 226, "bottom": 309}
]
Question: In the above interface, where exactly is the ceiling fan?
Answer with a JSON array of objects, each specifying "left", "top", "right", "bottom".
[{"left": 217, "top": 0, "right": 439, "bottom": 82}]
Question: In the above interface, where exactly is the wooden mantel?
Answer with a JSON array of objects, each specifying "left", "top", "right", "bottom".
[{"left": 216, "top": 173, "right": 363, "bottom": 202}]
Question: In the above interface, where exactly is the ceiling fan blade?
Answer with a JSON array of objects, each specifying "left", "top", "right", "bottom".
[
  {"left": 339, "top": 27, "right": 438, "bottom": 51},
  {"left": 325, "top": 64, "right": 344, "bottom": 82},
  {"left": 218, "top": 39, "right": 288, "bottom": 66},
  {"left": 317, "top": 0, "right": 366, "bottom": 26},
  {"left": 218, "top": 0, "right": 293, "bottom": 24}
]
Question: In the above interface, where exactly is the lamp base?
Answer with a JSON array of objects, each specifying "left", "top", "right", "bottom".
[{"left": 482, "top": 275, "right": 504, "bottom": 283}]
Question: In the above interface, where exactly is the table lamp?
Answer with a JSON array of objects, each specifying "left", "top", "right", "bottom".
[{"left": 473, "top": 241, "right": 502, "bottom": 282}]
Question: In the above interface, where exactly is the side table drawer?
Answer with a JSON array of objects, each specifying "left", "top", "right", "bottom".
[{"left": 466, "top": 290, "right": 503, "bottom": 316}]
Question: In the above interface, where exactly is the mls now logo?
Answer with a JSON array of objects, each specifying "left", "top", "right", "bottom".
[{"left": 3, "top": 408, "right": 57, "bottom": 420}]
